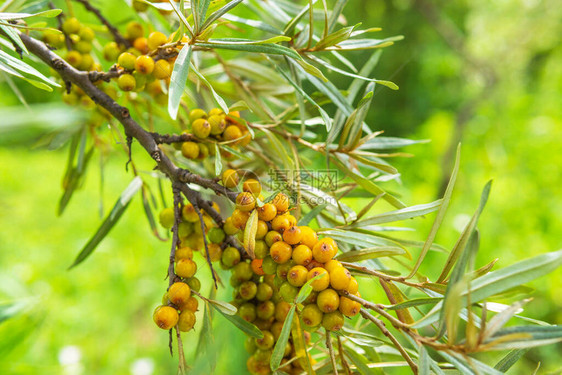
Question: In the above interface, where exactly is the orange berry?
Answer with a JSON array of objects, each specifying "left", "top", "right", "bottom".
[
  {"left": 345, "top": 277, "right": 359, "bottom": 294},
  {"left": 307, "top": 268, "right": 330, "bottom": 291},
  {"left": 257, "top": 203, "right": 277, "bottom": 222},
  {"left": 339, "top": 296, "right": 361, "bottom": 317},
  {"left": 329, "top": 267, "right": 351, "bottom": 290},
  {"left": 133, "top": 37, "right": 149, "bottom": 54},
  {"left": 153, "top": 305, "right": 179, "bottom": 329},
  {"left": 271, "top": 215, "right": 291, "bottom": 233},
  {"left": 283, "top": 226, "right": 302, "bottom": 245},
  {"left": 223, "top": 125, "right": 242, "bottom": 143},
  {"left": 175, "top": 247, "right": 194, "bottom": 261},
  {"left": 236, "top": 192, "right": 256, "bottom": 212},
  {"left": 324, "top": 259, "right": 343, "bottom": 274},
  {"left": 299, "top": 226, "right": 318, "bottom": 248},
  {"left": 251, "top": 258, "right": 265, "bottom": 276},
  {"left": 168, "top": 282, "right": 192, "bottom": 307},
  {"left": 182, "top": 296, "right": 199, "bottom": 312},
  {"left": 182, "top": 203, "right": 199, "bottom": 222},
  {"left": 175, "top": 258, "right": 197, "bottom": 278},
  {"left": 231, "top": 208, "right": 250, "bottom": 229},
  {"left": 272, "top": 193, "right": 289, "bottom": 213},
  {"left": 269, "top": 241, "right": 292, "bottom": 264},
  {"left": 312, "top": 239, "right": 336, "bottom": 263},
  {"left": 153, "top": 59, "right": 171, "bottom": 79},
  {"left": 292, "top": 244, "right": 312, "bottom": 266},
  {"left": 178, "top": 310, "right": 196, "bottom": 331},
  {"left": 287, "top": 265, "right": 308, "bottom": 287}
]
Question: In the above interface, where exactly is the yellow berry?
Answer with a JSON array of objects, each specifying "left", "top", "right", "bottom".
[
  {"left": 181, "top": 141, "right": 200, "bottom": 159},
  {"left": 134, "top": 55, "right": 155, "bottom": 75},
  {"left": 222, "top": 169, "right": 239, "bottom": 188},
  {"left": 189, "top": 108, "right": 207, "bottom": 123},
  {"left": 208, "top": 114, "right": 226, "bottom": 135},
  {"left": 103, "top": 42, "right": 120, "bottom": 61},
  {"left": 148, "top": 31, "right": 168, "bottom": 50},
  {"left": 126, "top": 21, "right": 144, "bottom": 40},
  {"left": 176, "top": 258, "right": 197, "bottom": 278},
  {"left": 118, "top": 52, "right": 136, "bottom": 70},
  {"left": 168, "top": 282, "right": 192, "bottom": 307},
  {"left": 178, "top": 310, "right": 196, "bottom": 331},
  {"left": 66, "top": 51, "right": 82, "bottom": 68},
  {"left": 192, "top": 118, "right": 211, "bottom": 139},
  {"left": 236, "top": 192, "right": 256, "bottom": 212},
  {"left": 62, "top": 17, "right": 81, "bottom": 34},
  {"left": 153, "top": 59, "right": 171, "bottom": 79}
]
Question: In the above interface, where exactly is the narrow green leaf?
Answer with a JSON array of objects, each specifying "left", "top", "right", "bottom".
[
  {"left": 418, "top": 345, "right": 430, "bottom": 375},
  {"left": 190, "top": 63, "right": 229, "bottom": 114},
  {"left": 344, "top": 349, "right": 376, "bottom": 375},
  {"left": 338, "top": 89, "right": 372, "bottom": 149},
  {"left": 222, "top": 13, "right": 282, "bottom": 34},
  {"left": 283, "top": 0, "right": 316, "bottom": 36},
  {"left": 270, "top": 305, "right": 296, "bottom": 370},
  {"left": 483, "top": 299, "right": 530, "bottom": 342},
  {"left": 386, "top": 297, "right": 442, "bottom": 311},
  {"left": 325, "top": 37, "right": 403, "bottom": 51},
  {"left": 295, "top": 59, "right": 328, "bottom": 81},
  {"left": 69, "top": 177, "right": 142, "bottom": 269},
  {"left": 211, "top": 304, "right": 263, "bottom": 338},
  {"left": 0, "top": 9, "right": 62, "bottom": 20},
  {"left": 207, "top": 299, "right": 237, "bottom": 315},
  {"left": 262, "top": 129, "right": 294, "bottom": 170},
  {"left": 315, "top": 23, "right": 360, "bottom": 50},
  {"left": 0, "top": 301, "right": 27, "bottom": 324},
  {"left": 409, "top": 144, "right": 460, "bottom": 278},
  {"left": 350, "top": 200, "right": 441, "bottom": 228},
  {"left": 295, "top": 274, "right": 322, "bottom": 304},
  {"left": 327, "top": 0, "right": 349, "bottom": 33},
  {"left": 298, "top": 203, "right": 328, "bottom": 226},
  {"left": 196, "top": 41, "right": 301, "bottom": 60},
  {"left": 201, "top": 0, "right": 243, "bottom": 31},
  {"left": 192, "top": 0, "right": 211, "bottom": 33},
  {"left": 0, "top": 49, "right": 58, "bottom": 86},
  {"left": 0, "top": 23, "right": 28, "bottom": 54},
  {"left": 207, "top": 36, "right": 292, "bottom": 45},
  {"left": 336, "top": 247, "right": 406, "bottom": 262},
  {"left": 494, "top": 349, "right": 529, "bottom": 372},
  {"left": 275, "top": 66, "right": 332, "bottom": 131},
  {"left": 168, "top": 45, "right": 193, "bottom": 120},
  {"left": 437, "top": 180, "right": 492, "bottom": 283},
  {"left": 244, "top": 210, "right": 258, "bottom": 259}
]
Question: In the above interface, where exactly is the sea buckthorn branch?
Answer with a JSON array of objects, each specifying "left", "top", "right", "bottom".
[
  {"left": 336, "top": 335, "right": 352, "bottom": 375},
  {"left": 87, "top": 65, "right": 122, "bottom": 82},
  {"left": 73, "top": 0, "right": 131, "bottom": 48},
  {"left": 149, "top": 132, "right": 196, "bottom": 145},
  {"left": 168, "top": 184, "right": 183, "bottom": 286}
]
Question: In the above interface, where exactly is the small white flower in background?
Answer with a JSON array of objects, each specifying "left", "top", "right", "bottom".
[{"left": 130, "top": 358, "right": 155, "bottom": 375}]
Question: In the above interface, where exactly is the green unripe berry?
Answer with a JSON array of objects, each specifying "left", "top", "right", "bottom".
[
  {"left": 74, "top": 41, "right": 92, "bottom": 53},
  {"left": 239, "top": 281, "right": 258, "bottom": 300},
  {"left": 256, "top": 283, "right": 273, "bottom": 301},
  {"left": 301, "top": 304, "right": 323, "bottom": 328},
  {"left": 253, "top": 349, "right": 272, "bottom": 363},
  {"left": 62, "top": 17, "right": 81, "bottom": 34},
  {"left": 118, "top": 74, "right": 136, "bottom": 91},
  {"left": 221, "top": 246, "right": 241, "bottom": 268},
  {"left": 192, "top": 118, "right": 211, "bottom": 139},
  {"left": 178, "top": 221, "right": 193, "bottom": 239},
  {"left": 245, "top": 336, "right": 257, "bottom": 353},
  {"left": 238, "top": 302, "right": 256, "bottom": 322},
  {"left": 77, "top": 54, "right": 94, "bottom": 71},
  {"left": 118, "top": 52, "right": 136, "bottom": 71},
  {"left": 208, "top": 227, "right": 226, "bottom": 243},
  {"left": 208, "top": 114, "right": 226, "bottom": 135},
  {"left": 66, "top": 51, "right": 82, "bottom": 68},
  {"left": 322, "top": 311, "right": 344, "bottom": 331},
  {"left": 126, "top": 21, "right": 144, "bottom": 40},
  {"left": 256, "top": 300, "right": 275, "bottom": 320},
  {"left": 133, "top": 71, "right": 147, "bottom": 91},
  {"left": 254, "top": 240, "right": 269, "bottom": 260},
  {"left": 279, "top": 282, "right": 298, "bottom": 302},
  {"left": 133, "top": 0, "right": 148, "bottom": 12},
  {"left": 232, "top": 262, "right": 253, "bottom": 283},
  {"left": 255, "top": 330, "right": 275, "bottom": 350},
  {"left": 261, "top": 257, "right": 277, "bottom": 275},
  {"left": 78, "top": 27, "right": 95, "bottom": 42},
  {"left": 103, "top": 42, "right": 120, "bottom": 61},
  {"left": 186, "top": 276, "right": 201, "bottom": 292}
]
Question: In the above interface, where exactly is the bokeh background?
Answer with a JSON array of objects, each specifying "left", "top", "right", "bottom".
[{"left": 1, "top": 0, "right": 561, "bottom": 374}]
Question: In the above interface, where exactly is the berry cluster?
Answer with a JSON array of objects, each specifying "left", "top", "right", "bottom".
[
  {"left": 180, "top": 108, "right": 252, "bottom": 161},
  {"left": 217, "top": 174, "right": 361, "bottom": 374},
  {"left": 154, "top": 201, "right": 222, "bottom": 333}
]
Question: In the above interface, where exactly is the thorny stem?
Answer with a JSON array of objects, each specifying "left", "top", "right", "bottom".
[{"left": 73, "top": 0, "right": 131, "bottom": 48}]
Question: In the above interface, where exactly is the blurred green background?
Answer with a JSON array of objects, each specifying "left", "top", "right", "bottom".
[{"left": 1, "top": 0, "right": 561, "bottom": 374}]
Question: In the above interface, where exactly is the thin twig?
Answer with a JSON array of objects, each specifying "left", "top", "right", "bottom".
[
  {"left": 175, "top": 326, "right": 187, "bottom": 374},
  {"left": 50, "top": 2, "right": 72, "bottom": 50},
  {"left": 360, "top": 310, "right": 418, "bottom": 374},
  {"left": 325, "top": 329, "right": 339, "bottom": 375},
  {"left": 168, "top": 185, "right": 182, "bottom": 286},
  {"left": 73, "top": 0, "right": 131, "bottom": 47},
  {"left": 336, "top": 335, "right": 351, "bottom": 375}
]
